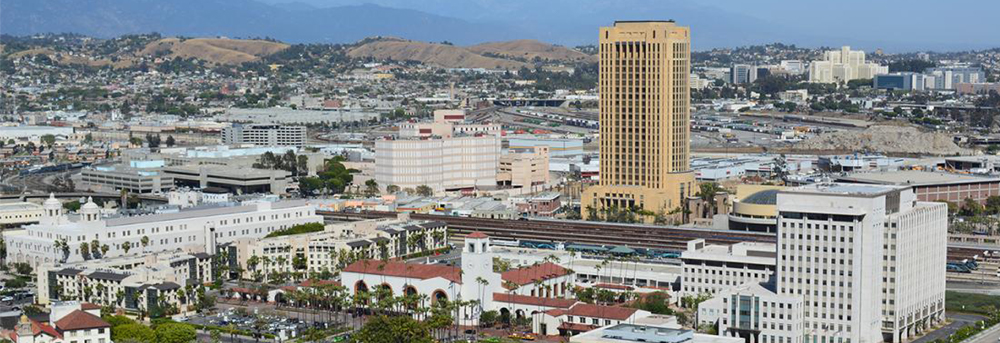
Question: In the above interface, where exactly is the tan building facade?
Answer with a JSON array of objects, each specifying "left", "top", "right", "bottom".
[
  {"left": 498, "top": 147, "right": 550, "bottom": 189},
  {"left": 583, "top": 21, "right": 695, "bottom": 217}
]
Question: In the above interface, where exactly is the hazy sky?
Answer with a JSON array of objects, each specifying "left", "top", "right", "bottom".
[{"left": 263, "top": 0, "right": 1000, "bottom": 51}]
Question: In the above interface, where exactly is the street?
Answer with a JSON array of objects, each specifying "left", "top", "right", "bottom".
[{"left": 913, "top": 313, "right": 986, "bottom": 343}]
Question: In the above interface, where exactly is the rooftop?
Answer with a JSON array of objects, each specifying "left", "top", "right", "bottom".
[
  {"left": 783, "top": 183, "right": 906, "bottom": 197},
  {"left": 836, "top": 170, "right": 999, "bottom": 186}
]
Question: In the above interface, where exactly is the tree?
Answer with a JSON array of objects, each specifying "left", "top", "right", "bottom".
[
  {"left": 40, "top": 134, "right": 56, "bottom": 147},
  {"left": 122, "top": 241, "right": 132, "bottom": 254},
  {"left": 480, "top": 310, "right": 499, "bottom": 328},
  {"left": 112, "top": 323, "right": 156, "bottom": 343},
  {"left": 365, "top": 179, "right": 380, "bottom": 197},
  {"left": 154, "top": 323, "right": 197, "bottom": 343},
  {"left": 141, "top": 236, "right": 150, "bottom": 253},
  {"left": 386, "top": 184, "right": 400, "bottom": 193},
  {"left": 165, "top": 135, "right": 176, "bottom": 147},
  {"left": 80, "top": 242, "right": 91, "bottom": 260},
  {"left": 354, "top": 315, "right": 433, "bottom": 343},
  {"left": 416, "top": 185, "right": 433, "bottom": 197},
  {"left": 961, "top": 198, "right": 984, "bottom": 217},
  {"left": 987, "top": 196, "right": 1000, "bottom": 215}
]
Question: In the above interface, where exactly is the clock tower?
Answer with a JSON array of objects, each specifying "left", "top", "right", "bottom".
[{"left": 461, "top": 231, "right": 503, "bottom": 322}]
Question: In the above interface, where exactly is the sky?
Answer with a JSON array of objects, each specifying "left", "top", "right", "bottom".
[{"left": 263, "top": 0, "right": 1000, "bottom": 52}]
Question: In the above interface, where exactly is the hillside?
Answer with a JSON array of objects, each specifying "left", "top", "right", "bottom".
[
  {"left": 468, "top": 39, "right": 595, "bottom": 63},
  {"left": 794, "top": 125, "right": 971, "bottom": 156},
  {"left": 140, "top": 38, "right": 289, "bottom": 65},
  {"left": 347, "top": 38, "right": 530, "bottom": 70}
]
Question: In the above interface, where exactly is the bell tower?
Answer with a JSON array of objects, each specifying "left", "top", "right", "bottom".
[{"left": 461, "top": 232, "right": 502, "bottom": 321}]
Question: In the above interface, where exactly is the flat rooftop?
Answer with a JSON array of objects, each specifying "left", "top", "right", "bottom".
[
  {"left": 784, "top": 183, "right": 906, "bottom": 197},
  {"left": 837, "top": 170, "right": 999, "bottom": 186},
  {"left": 0, "top": 202, "right": 42, "bottom": 211}
]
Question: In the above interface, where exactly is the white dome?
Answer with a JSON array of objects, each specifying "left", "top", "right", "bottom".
[
  {"left": 43, "top": 193, "right": 61, "bottom": 207},
  {"left": 82, "top": 199, "right": 100, "bottom": 211}
]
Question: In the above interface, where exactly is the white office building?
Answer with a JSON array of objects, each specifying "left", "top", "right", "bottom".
[
  {"left": 776, "top": 184, "right": 945, "bottom": 343},
  {"left": 374, "top": 135, "right": 499, "bottom": 194},
  {"left": 4, "top": 195, "right": 323, "bottom": 267},
  {"left": 221, "top": 123, "right": 307, "bottom": 146}
]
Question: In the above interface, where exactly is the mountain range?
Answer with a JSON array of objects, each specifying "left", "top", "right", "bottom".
[{"left": 3, "top": 0, "right": 998, "bottom": 51}]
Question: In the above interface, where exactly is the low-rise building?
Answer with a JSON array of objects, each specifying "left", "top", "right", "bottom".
[
  {"left": 80, "top": 163, "right": 175, "bottom": 194},
  {"left": 680, "top": 239, "right": 776, "bottom": 297},
  {"left": 7, "top": 301, "right": 111, "bottom": 343},
  {"left": 499, "top": 147, "right": 550, "bottom": 189},
  {"left": 37, "top": 250, "right": 213, "bottom": 313},
  {"left": 0, "top": 202, "right": 44, "bottom": 228},
  {"left": 4, "top": 195, "right": 322, "bottom": 267},
  {"left": 163, "top": 164, "right": 291, "bottom": 195},
  {"left": 836, "top": 170, "right": 1000, "bottom": 204},
  {"left": 221, "top": 123, "right": 307, "bottom": 146},
  {"left": 570, "top": 317, "right": 742, "bottom": 343},
  {"left": 225, "top": 217, "right": 448, "bottom": 283}
]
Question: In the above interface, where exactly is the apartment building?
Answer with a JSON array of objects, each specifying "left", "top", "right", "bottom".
[
  {"left": 225, "top": 217, "right": 448, "bottom": 283},
  {"left": 37, "top": 250, "right": 214, "bottom": 313}
]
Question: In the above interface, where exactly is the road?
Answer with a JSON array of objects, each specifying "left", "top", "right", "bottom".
[
  {"left": 971, "top": 324, "right": 1000, "bottom": 343},
  {"left": 913, "top": 313, "right": 985, "bottom": 343}
]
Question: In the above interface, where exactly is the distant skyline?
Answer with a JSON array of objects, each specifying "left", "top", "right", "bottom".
[
  {"left": 3, "top": 0, "right": 998, "bottom": 52},
  {"left": 260, "top": 0, "right": 1000, "bottom": 52}
]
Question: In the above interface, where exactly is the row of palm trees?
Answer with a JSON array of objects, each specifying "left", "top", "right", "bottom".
[
  {"left": 51, "top": 236, "right": 152, "bottom": 263},
  {"left": 239, "top": 230, "right": 447, "bottom": 284}
]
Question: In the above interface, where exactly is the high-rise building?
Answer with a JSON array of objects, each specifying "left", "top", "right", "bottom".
[
  {"left": 775, "top": 184, "right": 946, "bottom": 343},
  {"left": 583, "top": 21, "right": 695, "bottom": 217}
]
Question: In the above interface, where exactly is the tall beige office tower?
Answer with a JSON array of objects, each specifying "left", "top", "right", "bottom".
[{"left": 583, "top": 21, "right": 695, "bottom": 218}]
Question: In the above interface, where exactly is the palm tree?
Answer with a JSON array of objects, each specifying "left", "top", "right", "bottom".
[{"left": 140, "top": 236, "right": 149, "bottom": 253}]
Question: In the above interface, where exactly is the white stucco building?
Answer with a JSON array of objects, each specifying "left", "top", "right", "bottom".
[{"left": 4, "top": 194, "right": 322, "bottom": 267}]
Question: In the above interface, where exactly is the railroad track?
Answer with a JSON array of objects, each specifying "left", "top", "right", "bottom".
[{"left": 320, "top": 211, "right": 776, "bottom": 251}]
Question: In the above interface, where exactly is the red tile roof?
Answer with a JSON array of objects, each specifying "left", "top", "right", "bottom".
[
  {"left": 343, "top": 260, "right": 462, "bottom": 283},
  {"left": 80, "top": 303, "right": 102, "bottom": 310},
  {"left": 501, "top": 262, "right": 571, "bottom": 286},
  {"left": 299, "top": 280, "right": 341, "bottom": 288},
  {"left": 55, "top": 310, "right": 110, "bottom": 331},
  {"left": 558, "top": 322, "right": 598, "bottom": 332},
  {"left": 467, "top": 231, "right": 489, "bottom": 239},
  {"left": 563, "top": 303, "right": 638, "bottom": 321},
  {"left": 492, "top": 293, "right": 576, "bottom": 308},
  {"left": 31, "top": 319, "right": 61, "bottom": 339}
]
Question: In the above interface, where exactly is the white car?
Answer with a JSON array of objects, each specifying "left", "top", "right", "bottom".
[{"left": 1, "top": 296, "right": 13, "bottom": 302}]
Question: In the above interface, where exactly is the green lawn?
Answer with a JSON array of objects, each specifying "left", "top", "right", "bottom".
[{"left": 946, "top": 291, "right": 1000, "bottom": 315}]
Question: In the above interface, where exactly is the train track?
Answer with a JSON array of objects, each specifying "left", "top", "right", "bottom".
[{"left": 320, "top": 211, "right": 776, "bottom": 251}]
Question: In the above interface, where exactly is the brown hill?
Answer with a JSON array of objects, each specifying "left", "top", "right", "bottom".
[
  {"left": 140, "top": 38, "right": 289, "bottom": 65},
  {"left": 347, "top": 38, "right": 529, "bottom": 70},
  {"left": 468, "top": 39, "right": 595, "bottom": 63}
]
